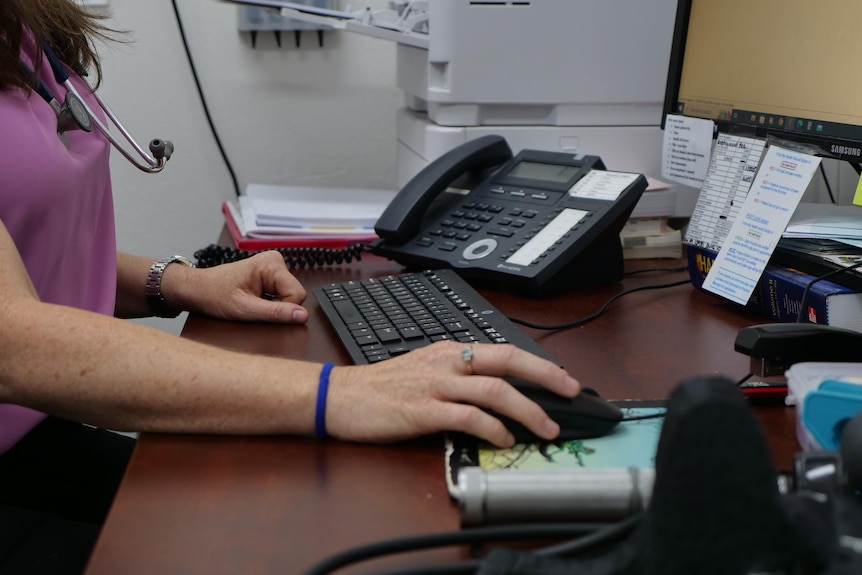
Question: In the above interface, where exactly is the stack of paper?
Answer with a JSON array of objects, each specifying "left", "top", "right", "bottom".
[
  {"left": 785, "top": 203, "right": 862, "bottom": 246},
  {"left": 223, "top": 184, "right": 394, "bottom": 249},
  {"left": 619, "top": 217, "right": 682, "bottom": 259},
  {"left": 630, "top": 177, "right": 699, "bottom": 219}
]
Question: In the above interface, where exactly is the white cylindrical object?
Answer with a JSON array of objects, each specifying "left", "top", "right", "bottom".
[{"left": 458, "top": 467, "right": 655, "bottom": 525}]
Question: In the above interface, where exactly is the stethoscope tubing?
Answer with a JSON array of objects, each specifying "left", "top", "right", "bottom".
[{"left": 39, "top": 42, "right": 171, "bottom": 173}]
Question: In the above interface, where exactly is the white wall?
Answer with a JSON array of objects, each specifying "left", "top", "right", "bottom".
[{"left": 96, "top": 0, "right": 401, "bottom": 332}]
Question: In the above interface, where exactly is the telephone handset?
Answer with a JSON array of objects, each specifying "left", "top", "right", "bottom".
[
  {"left": 375, "top": 136, "right": 514, "bottom": 244},
  {"left": 371, "top": 135, "right": 648, "bottom": 293}
]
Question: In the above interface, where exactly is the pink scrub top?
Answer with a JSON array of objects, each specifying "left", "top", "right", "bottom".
[{"left": 0, "top": 35, "right": 117, "bottom": 454}]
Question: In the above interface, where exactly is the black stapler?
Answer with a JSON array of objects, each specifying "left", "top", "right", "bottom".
[{"left": 735, "top": 323, "right": 862, "bottom": 377}]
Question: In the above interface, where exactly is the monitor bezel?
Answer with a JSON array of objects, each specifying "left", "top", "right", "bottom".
[{"left": 661, "top": 0, "right": 862, "bottom": 164}]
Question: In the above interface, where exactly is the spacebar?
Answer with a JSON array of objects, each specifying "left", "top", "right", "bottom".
[{"left": 332, "top": 299, "right": 363, "bottom": 325}]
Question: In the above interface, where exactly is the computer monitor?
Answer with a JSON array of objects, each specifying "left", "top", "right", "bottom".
[{"left": 663, "top": 0, "right": 862, "bottom": 165}]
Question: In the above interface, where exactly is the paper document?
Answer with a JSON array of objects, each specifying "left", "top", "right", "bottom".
[
  {"left": 684, "top": 133, "right": 767, "bottom": 252},
  {"left": 702, "top": 146, "right": 821, "bottom": 305},
  {"left": 245, "top": 184, "right": 394, "bottom": 231},
  {"left": 661, "top": 114, "right": 715, "bottom": 187},
  {"left": 784, "top": 203, "right": 862, "bottom": 240}
]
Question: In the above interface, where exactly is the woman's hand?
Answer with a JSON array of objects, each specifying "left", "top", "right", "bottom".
[
  {"left": 165, "top": 251, "right": 309, "bottom": 324},
  {"left": 324, "top": 341, "right": 580, "bottom": 448}
]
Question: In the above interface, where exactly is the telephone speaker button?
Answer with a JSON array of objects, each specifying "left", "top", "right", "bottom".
[{"left": 462, "top": 238, "right": 498, "bottom": 261}]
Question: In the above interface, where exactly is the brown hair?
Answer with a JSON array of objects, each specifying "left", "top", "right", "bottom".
[{"left": 0, "top": 0, "right": 120, "bottom": 92}]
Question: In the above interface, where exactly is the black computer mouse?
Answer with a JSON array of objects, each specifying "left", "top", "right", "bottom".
[{"left": 487, "top": 380, "right": 623, "bottom": 444}]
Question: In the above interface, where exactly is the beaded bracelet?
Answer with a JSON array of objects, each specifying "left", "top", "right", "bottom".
[{"left": 315, "top": 362, "right": 335, "bottom": 439}]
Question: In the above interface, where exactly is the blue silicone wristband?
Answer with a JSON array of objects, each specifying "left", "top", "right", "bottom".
[{"left": 315, "top": 362, "right": 335, "bottom": 439}]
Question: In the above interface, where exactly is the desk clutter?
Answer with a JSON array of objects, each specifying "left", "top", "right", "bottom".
[
  {"left": 788, "top": 362, "right": 862, "bottom": 452},
  {"left": 304, "top": 377, "right": 862, "bottom": 575},
  {"left": 689, "top": 246, "right": 862, "bottom": 332}
]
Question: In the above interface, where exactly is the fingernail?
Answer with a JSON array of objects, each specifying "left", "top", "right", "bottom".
[{"left": 503, "top": 432, "right": 516, "bottom": 448}]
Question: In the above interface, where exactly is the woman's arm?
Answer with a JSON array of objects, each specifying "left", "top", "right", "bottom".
[
  {"left": 1, "top": 224, "right": 578, "bottom": 447},
  {"left": 114, "top": 251, "right": 309, "bottom": 323}
]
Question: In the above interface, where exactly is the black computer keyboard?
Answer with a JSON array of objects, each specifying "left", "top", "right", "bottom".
[{"left": 313, "top": 269, "right": 557, "bottom": 365}]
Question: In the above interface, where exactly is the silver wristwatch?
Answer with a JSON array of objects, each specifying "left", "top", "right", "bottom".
[{"left": 145, "top": 255, "right": 194, "bottom": 318}]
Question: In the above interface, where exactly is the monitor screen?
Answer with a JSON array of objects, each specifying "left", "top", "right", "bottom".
[{"left": 663, "top": 0, "right": 862, "bottom": 162}]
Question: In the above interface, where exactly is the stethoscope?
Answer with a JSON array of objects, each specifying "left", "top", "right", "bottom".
[{"left": 20, "top": 42, "right": 173, "bottom": 173}]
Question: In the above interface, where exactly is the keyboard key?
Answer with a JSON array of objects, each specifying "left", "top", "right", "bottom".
[{"left": 375, "top": 328, "right": 401, "bottom": 343}]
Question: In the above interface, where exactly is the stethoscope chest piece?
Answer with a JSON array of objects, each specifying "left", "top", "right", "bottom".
[{"left": 56, "top": 91, "right": 92, "bottom": 134}]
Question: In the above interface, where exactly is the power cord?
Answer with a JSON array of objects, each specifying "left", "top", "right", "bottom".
[
  {"left": 301, "top": 514, "right": 644, "bottom": 575},
  {"left": 508, "top": 277, "right": 691, "bottom": 331},
  {"left": 193, "top": 243, "right": 370, "bottom": 268},
  {"left": 623, "top": 265, "right": 688, "bottom": 275},
  {"left": 819, "top": 163, "right": 836, "bottom": 204},
  {"left": 170, "top": 0, "right": 242, "bottom": 197}
]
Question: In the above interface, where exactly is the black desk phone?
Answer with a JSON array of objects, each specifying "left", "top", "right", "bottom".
[{"left": 371, "top": 135, "right": 647, "bottom": 293}]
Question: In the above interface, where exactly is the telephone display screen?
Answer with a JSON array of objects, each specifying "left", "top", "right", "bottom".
[{"left": 506, "top": 161, "right": 579, "bottom": 183}]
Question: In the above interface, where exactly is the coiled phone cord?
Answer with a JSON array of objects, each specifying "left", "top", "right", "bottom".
[{"left": 193, "top": 243, "right": 371, "bottom": 269}]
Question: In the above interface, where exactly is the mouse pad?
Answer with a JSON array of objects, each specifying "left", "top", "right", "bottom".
[{"left": 445, "top": 399, "right": 666, "bottom": 498}]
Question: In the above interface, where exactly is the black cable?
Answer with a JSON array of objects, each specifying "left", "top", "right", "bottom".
[
  {"left": 818, "top": 163, "right": 836, "bottom": 204},
  {"left": 531, "top": 512, "right": 643, "bottom": 558},
  {"left": 508, "top": 278, "right": 691, "bottom": 331},
  {"left": 623, "top": 265, "right": 688, "bottom": 275},
  {"left": 170, "top": 0, "right": 242, "bottom": 197},
  {"left": 193, "top": 243, "right": 370, "bottom": 269},
  {"left": 375, "top": 565, "right": 477, "bottom": 575},
  {"left": 794, "top": 259, "right": 862, "bottom": 323},
  {"left": 301, "top": 522, "right": 614, "bottom": 575},
  {"left": 735, "top": 373, "right": 754, "bottom": 387},
  {"left": 334, "top": 514, "right": 646, "bottom": 575},
  {"left": 621, "top": 412, "right": 665, "bottom": 422}
]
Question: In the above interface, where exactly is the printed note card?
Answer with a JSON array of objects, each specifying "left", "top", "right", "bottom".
[
  {"left": 662, "top": 114, "right": 715, "bottom": 187},
  {"left": 702, "top": 146, "right": 821, "bottom": 305}
]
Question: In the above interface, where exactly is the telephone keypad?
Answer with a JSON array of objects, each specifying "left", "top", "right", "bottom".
[{"left": 416, "top": 198, "right": 594, "bottom": 267}]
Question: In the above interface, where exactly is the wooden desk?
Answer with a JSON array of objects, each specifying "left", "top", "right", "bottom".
[{"left": 85, "top": 255, "right": 799, "bottom": 575}]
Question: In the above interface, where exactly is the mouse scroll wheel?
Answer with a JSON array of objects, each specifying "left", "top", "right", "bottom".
[{"left": 581, "top": 387, "right": 600, "bottom": 397}]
